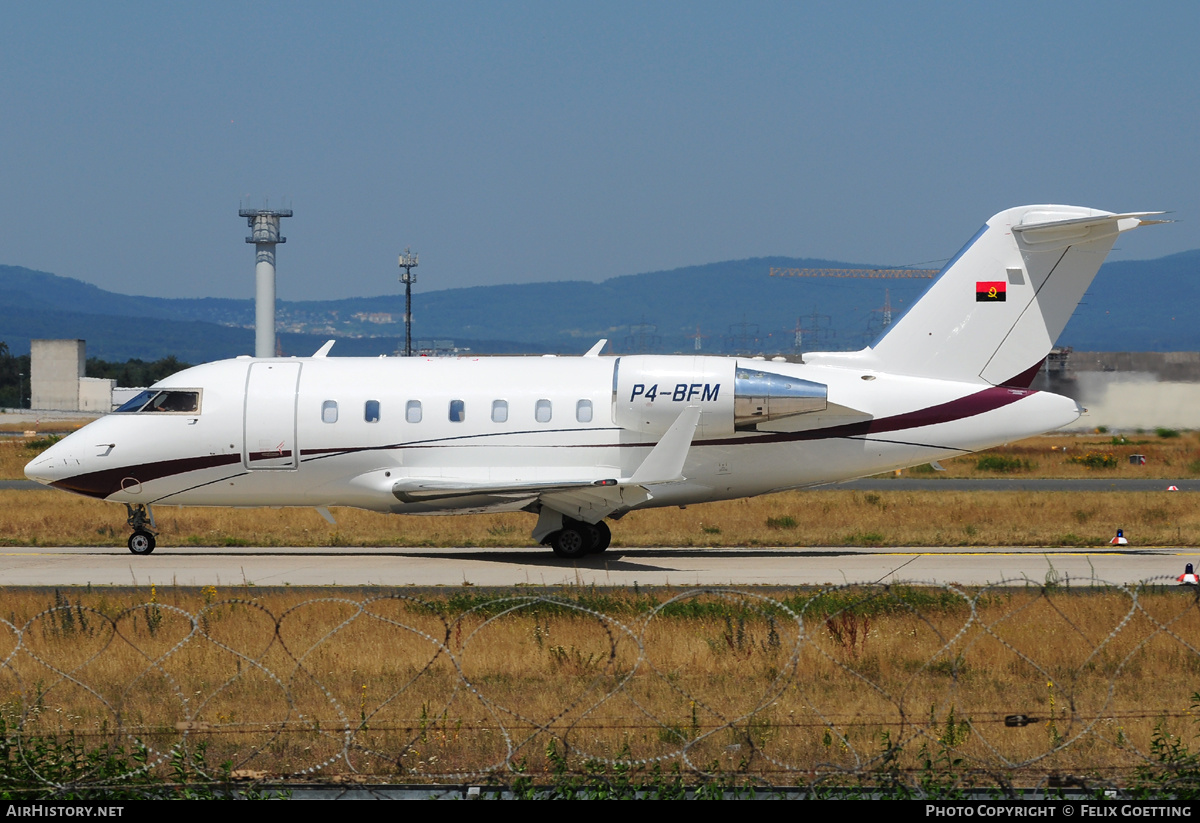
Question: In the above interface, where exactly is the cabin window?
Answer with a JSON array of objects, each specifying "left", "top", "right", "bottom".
[
  {"left": 365, "top": 400, "right": 381, "bottom": 423},
  {"left": 321, "top": 400, "right": 339, "bottom": 424},
  {"left": 449, "top": 399, "right": 465, "bottom": 422},
  {"left": 576, "top": 399, "right": 593, "bottom": 423},
  {"left": 535, "top": 399, "right": 552, "bottom": 423},
  {"left": 115, "top": 389, "right": 201, "bottom": 414},
  {"left": 491, "top": 399, "right": 508, "bottom": 423},
  {"left": 406, "top": 400, "right": 422, "bottom": 423}
]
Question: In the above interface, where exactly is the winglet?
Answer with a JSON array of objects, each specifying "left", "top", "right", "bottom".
[
  {"left": 312, "top": 340, "right": 336, "bottom": 358},
  {"left": 583, "top": 339, "right": 608, "bottom": 357},
  {"left": 630, "top": 406, "right": 701, "bottom": 485}
]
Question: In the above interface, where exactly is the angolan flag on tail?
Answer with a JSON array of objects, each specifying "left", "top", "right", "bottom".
[{"left": 976, "top": 281, "right": 1006, "bottom": 302}]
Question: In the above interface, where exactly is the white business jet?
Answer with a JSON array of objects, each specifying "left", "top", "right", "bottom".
[{"left": 26, "top": 205, "right": 1160, "bottom": 558}]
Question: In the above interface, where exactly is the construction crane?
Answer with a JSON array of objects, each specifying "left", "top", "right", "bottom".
[{"left": 768, "top": 267, "right": 937, "bottom": 278}]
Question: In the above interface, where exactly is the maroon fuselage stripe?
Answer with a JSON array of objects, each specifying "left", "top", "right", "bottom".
[
  {"left": 1003, "top": 362, "right": 1043, "bottom": 390},
  {"left": 50, "top": 453, "right": 242, "bottom": 499},
  {"left": 49, "top": 386, "right": 1034, "bottom": 499}
]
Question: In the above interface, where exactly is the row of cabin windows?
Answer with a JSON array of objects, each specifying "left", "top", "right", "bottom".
[{"left": 320, "top": 399, "right": 594, "bottom": 425}]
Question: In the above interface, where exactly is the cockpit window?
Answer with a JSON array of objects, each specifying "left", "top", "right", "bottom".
[{"left": 115, "top": 390, "right": 201, "bottom": 414}]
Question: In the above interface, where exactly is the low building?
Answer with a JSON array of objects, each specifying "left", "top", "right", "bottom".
[{"left": 30, "top": 339, "right": 114, "bottom": 412}]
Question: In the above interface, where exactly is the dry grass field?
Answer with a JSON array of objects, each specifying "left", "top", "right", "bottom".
[
  {"left": 914, "top": 430, "right": 1200, "bottom": 480},
  {"left": 4, "top": 433, "right": 1200, "bottom": 548},
  {"left": 2, "top": 487, "right": 1200, "bottom": 548},
  {"left": 6, "top": 430, "right": 1200, "bottom": 788},
  {"left": 0, "top": 420, "right": 90, "bottom": 435},
  {"left": 4, "top": 585, "right": 1200, "bottom": 786}
]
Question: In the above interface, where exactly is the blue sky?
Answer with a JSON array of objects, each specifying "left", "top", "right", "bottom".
[{"left": 1, "top": 2, "right": 1195, "bottom": 300}]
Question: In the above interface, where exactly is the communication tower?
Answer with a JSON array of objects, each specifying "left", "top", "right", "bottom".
[
  {"left": 398, "top": 248, "right": 419, "bottom": 357},
  {"left": 239, "top": 205, "right": 293, "bottom": 358}
]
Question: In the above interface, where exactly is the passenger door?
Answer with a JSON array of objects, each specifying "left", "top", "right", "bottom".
[{"left": 243, "top": 361, "right": 300, "bottom": 470}]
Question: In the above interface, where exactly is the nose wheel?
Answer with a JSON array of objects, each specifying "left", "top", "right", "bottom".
[{"left": 125, "top": 504, "right": 158, "bottom": 555}]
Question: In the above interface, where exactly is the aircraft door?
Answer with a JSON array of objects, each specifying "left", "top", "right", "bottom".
[{"left": 244, "top": 361, "right": 301, "bottom": 470}]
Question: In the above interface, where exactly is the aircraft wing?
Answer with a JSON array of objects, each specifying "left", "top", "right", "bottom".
[
  {"left": 392, "top": 476, "right": 626, "bottom": 503},
  {"left": 390, "top": 406, "right": 702, "bottom": 520},
  {"left": 391, "top": 476, "right": 654, "bottom": 519}
]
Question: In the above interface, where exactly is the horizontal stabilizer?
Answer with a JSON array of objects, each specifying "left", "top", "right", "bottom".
[{"left": 1011, "top": 211, "right": 1166, "bottom": 241}]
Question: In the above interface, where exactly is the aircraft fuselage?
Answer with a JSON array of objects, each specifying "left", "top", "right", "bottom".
[{"left": 28, "top": 353, "right": 1078, "bottom": 514}]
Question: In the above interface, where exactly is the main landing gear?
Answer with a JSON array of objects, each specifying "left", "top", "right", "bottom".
[
  {"left": 125, "top": 503, "right": 157, "bottom": 555},
  {"left": 545, "top": 518, "right": 612, "bottom": 559}
]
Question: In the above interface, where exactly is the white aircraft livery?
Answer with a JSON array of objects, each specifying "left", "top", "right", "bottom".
[{"left": 26, "top": 205, "right": 1161, "bottom": 558}]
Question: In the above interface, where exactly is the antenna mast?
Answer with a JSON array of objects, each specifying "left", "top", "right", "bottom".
[{"left": 398, "top": 247, "right": 419, "bottom": 357}]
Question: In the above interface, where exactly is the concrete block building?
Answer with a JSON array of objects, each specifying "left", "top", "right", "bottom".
[{"left": 30, "top": 339, "right": 114, "bottom": 411}]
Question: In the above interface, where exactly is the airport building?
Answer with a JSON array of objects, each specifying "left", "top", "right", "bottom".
[{"left": 29, "top": 339, "right": 115, "bottom": 412}]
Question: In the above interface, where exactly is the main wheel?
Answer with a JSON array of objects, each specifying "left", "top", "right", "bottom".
[
  {"left": 128, "top": 531, "right": 156, "bottom": 555},
  {"left": 588, "top": 521, "right": 612, "bottom": 554},
  {"left": 549, "top": 523, "right": 590, "bottom": 559}
]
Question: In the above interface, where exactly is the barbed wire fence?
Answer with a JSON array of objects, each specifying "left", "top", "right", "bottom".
[{"left": 3, "top": 578, "right": 1200, "bottom": 797}]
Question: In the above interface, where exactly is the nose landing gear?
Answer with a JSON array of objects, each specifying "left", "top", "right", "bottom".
[{"left": 125, "top": 503, "right": 157, "bottom": 555}]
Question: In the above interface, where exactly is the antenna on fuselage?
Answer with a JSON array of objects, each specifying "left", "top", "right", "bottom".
[{"left": 239, "top": 202, "right": 293, "bottom": 358}]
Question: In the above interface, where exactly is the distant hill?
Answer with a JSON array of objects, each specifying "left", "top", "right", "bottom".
[
  {"left": 0, "top": 250, "right": 1196, "bottom": 361},
  {"left": 1055, "top": 251, "right": 1200, "bottom": 351}
]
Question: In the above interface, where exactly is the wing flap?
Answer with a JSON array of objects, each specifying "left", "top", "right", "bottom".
[
  {"left": 391, "top": 477, "right": 617, "bottom": 503},
  {"left": 540, "top": 484, "right": 653, "bottom": 522}
]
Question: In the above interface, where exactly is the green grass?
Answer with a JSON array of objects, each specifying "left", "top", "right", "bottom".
[{"left": 975, "top": 454, "right": 1032, "bottom": 473}]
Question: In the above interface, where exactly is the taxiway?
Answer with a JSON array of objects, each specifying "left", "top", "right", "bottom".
[{"left": 0, "top": 544, "right": 1190, "bottom": 588}]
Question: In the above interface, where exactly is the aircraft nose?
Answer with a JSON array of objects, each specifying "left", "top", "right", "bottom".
[{"left": 24, "top": 439, "right": 83, "bottom": 485}]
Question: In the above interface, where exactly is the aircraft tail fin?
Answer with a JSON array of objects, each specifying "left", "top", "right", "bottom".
[{"left": 811, "top": 206, "right": 1161, "bottom": 386}]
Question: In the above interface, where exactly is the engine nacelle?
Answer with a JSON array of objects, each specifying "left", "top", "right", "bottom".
[
  {"left": 732, "top": 364, "right": 828, "bottom": 428},
  {"left": 611, "top": 356, "right": 827, "bottom": 436}
]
